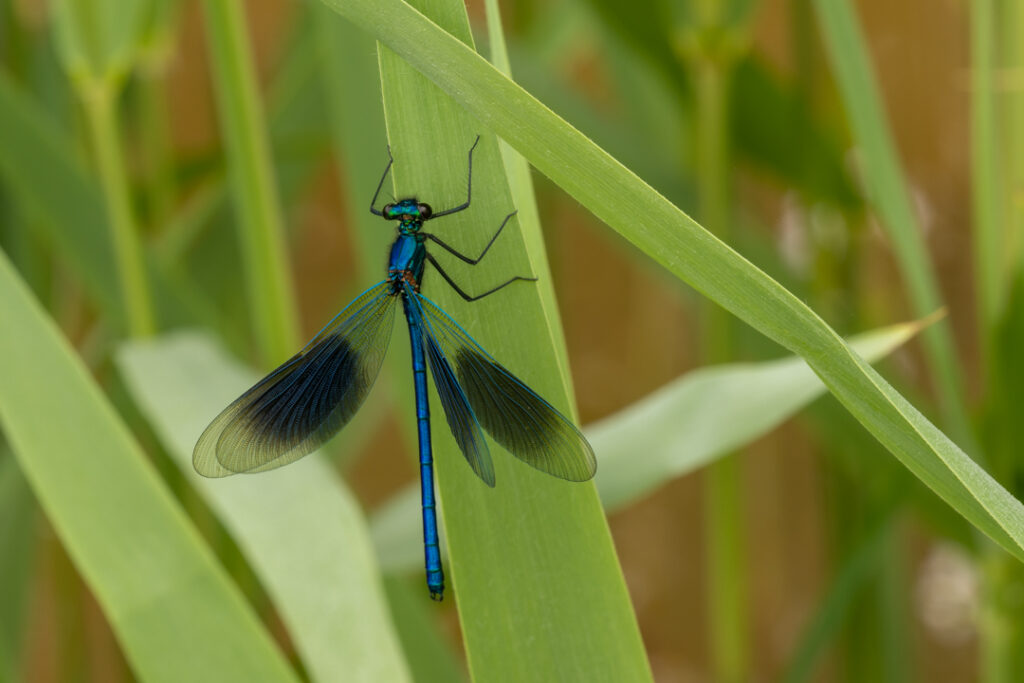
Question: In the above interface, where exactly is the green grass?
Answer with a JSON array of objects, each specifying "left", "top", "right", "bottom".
[
  {"left": 1, "top": 0, "right": 1023, "bottom": 680},
  {"left": 202, "top": 0, "right": 299, "bottom": 366}
]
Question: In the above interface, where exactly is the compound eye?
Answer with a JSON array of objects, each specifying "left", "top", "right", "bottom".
[
  {"left": 382, "top": 203, "right": 396, "bottom": 219},
  {"left": 418, "top": 203, "right": 433, "bottom": 219}
]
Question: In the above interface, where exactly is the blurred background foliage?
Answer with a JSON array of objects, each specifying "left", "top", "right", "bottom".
[{"left": 0, "top": 0, "right": 1022, "bottom": 681}]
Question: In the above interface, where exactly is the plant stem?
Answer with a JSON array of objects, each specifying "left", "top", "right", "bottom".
[
  {"left": 137, "top": 73, "right": 175, "bottom": 232},
  {"left": 691, "top": 29, "right": 748, "bottom": 683},
  {"left": 82, "top": 84, "right": 155, "bottom": 337},
  {"left": 1006, "top": 1, "right": 1024, "bottom": 273},
  {"left": 971, "top": 0, "right": 1002, "bottom": 373},
  {"left": 696, "top": 61, "right": 733, "bottom": 359},
  {"left": 876, "top": 522, "right": 910, "bottom": 683},
  {"left": 705, "top": 449, "right": 746, "bottom": 682},
  {"left": 202, "top": 0, "right": 299, "bottom": 367},
  {"left": 978, "top": 5, "right": 1024, "bottom": 681}
]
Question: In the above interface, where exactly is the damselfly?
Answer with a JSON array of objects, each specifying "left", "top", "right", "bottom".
[{"left": 193, "top": 137, "right": 596, "bottom": 600}]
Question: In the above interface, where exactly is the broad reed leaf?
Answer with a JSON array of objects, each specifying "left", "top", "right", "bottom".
[{"left": 0, "top": 250, "right": 298, "bottom": 683}]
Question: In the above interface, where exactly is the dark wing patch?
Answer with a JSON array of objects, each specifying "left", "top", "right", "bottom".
[
  {"left": 414, "top": 292, "right": 596, "bottom": 482},
  {"left": 193, "top": 282, "right": 397, "bottom": 477}
]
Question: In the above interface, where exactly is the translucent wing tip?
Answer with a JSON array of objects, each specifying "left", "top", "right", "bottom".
[
  {"left": 521, "top": 429, "right": 597, "bottom": 482},
  {"left": 563, "top": 439, "right": 597, "bottom": 482},
  {"left": 191, "top": 282, "right": 397, "bottom": 479},
  {"left": 192, "top": 419, "right": 234, "bottom": 478}
]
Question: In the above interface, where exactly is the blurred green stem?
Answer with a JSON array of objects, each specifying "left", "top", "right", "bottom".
[
  {"left": 704, "top": 449, "right": 746, "bottom": 683},
  {"left": 977, "top": 3, "right": 1024, "bottom": 681},
  {"left": 202, "top": 0, "right": 299, "bottom": 367},
  {"left": 690, "top": 25, "right": 748, "bottom": 683},
  {"left": 876, "top": 523, "right": 910, "bottom": 683},
  {"left": 1006, "top": 1, "right": 1024, "bottom": 271},
  {"left": 82, "top": 84, "right": 155, "bottom": 337},
  {"left": 971, "top": 0, "right": 1001, "bottom": 371},
  {"left": 138, "top": 0, "right": 180, "bottom": 232},
  {"left": 695, "top": 65, "right": 733, "bottom": 353},
  {"left": 137, "top": 72, "right": 176, "bottom": 231}
]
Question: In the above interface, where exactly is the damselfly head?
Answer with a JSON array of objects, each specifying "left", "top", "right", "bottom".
[{"left": 383, "top": 199, "right": 432, "bottom": 221}]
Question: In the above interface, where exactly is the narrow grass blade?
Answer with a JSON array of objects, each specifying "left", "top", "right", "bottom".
[
  {"left": 1006, "top": 3, "right": 1024, "bottom": 276},
  {"left": 483, "top": 0, "right": 575, "bottom": 395},
  {"left": 117, "top": 333, "right": 412, "bottom": 683},
  {"left": 0, "top": 249, "right": 298, "bottom": 683},
  {"left": 318, "top": 0, "right": 1024, "bottom": 562},
  {"left": 52, "top": 0, "right": 157, "bottom": 337},
  {"left": 202, "top": 0, "right": 299, "bottom": 366},
  {"left": 971, "top": 0, "right": 1004, "bottom": 348},
  {"left": 83, "top": 85, "right": 157, "bottom": 336},
  {"left": 373, "top": 319, "right": 929, "bottom": 571},
  {"left": 811, "top": 0, "right": 974, "bottom": 451}
]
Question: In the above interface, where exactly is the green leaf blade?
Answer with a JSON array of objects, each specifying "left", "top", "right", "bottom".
[
  {"left": 0, "top": 250, "right": 298, "bottom": 683},
  {"left": 375, "top": 1, "right": 652, "bottom": 680}
]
